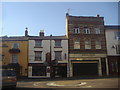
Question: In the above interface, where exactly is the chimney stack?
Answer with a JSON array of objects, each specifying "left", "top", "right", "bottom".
[
  {"left": 39, "top": 30, "right": 44, "bottom": 36},
  {"left": 25, "top": 27, "right": 28, "bottom": 37},
  {"left": 96, "top": 14, "right": 100, "bottom": 17}
]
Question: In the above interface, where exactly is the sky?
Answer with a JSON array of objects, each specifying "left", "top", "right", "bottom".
[{"left": 1, "top": 2, "right": 119, "bottom": 36}]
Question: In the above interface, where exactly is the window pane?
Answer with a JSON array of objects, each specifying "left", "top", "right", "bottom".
[
  {"left": 35, "top": 52, "right": 42, "bottom": 61},
  {"left": 95, "top": 41, "right": 101, "bottom": 49},
  {"left": 83, "top": 28, "right": 90, "bottom": 34},
  {"left": 116, "top": 45, "right": 120, "bottom": 54},
  {"left": 94, "top": 28, "right": 100, "bottom": 34},
  {"left": 55, "top": 51, "right": 61, "bottom": 60},
  {"left": 35, "top": 40, "right": 42, "bottom": 47},
  {"left": 13, "top": 43, "right": 18, "bottom": 48},
  {"left": 55, "top": 40, "right": 61, "bottom": 47},
  {"left": 11, "top": 54, "right": 18, "bottom": 63},
  {"left": 85, "top": 40, "right": 91, "bottom": 49},
  {"left": 74, "top": 39, "right": 80, "bottom": 49}
]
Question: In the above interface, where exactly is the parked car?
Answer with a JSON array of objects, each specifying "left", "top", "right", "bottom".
[{"left": 0, "top": 69, "right": 17, "bottom": 89}]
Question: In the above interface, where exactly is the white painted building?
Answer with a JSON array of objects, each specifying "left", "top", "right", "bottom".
[
  {"left": 105, "top": 25, "right": 120, "bottom": 76},
  {"left": 28, "top": 31, "right": 68, "bottom": 78}
]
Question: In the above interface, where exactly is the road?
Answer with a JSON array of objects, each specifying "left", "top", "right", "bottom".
[
  {"left": 2, "top": 78, "right": 119, "bottom": 90},
  {"left": 17, "top": 78, "right": 118, "bottom": 88}
]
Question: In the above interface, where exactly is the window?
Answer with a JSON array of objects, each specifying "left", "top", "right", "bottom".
[
  {"left": 55, "top": 51, "right": 62, "bottom": 60},
  {"left": 11, "top": 54, "right": 18, "bottom": 63},
  {"left": 94, "top": 28, "right": 100, "bottom": 34},
  {"left": 35, "top": 40, "right": 42, "bottom": 47},
  {"left": 35, "top": 51, "right": 42, "bottom": 61},
  {"left": 83, "top": 28, "right": 90, "bottom": 34},
  {"left": 55, "top": 40, "right": 61, "bottom": 47},
  {"left": 116, "top": 45, "right": 120, "bottom": 54},
  {"left": 12, "top": 43, "right": 18, "bottom": 48},
  {"left": 115, "top": 32, "right": 120, "bottom": 40},
  {"left": 85, "top": 40, "right": 91, "bottom": 49},
  {"left": 95, "top": 40, "right": 101, "bottom": 49},
  {"left": 32, "top": 66, "right": 46, "bottom": 76},
  {"left": 74, "top": 28, "right": 80, "bottom": 34},
  {"left": 74, "top": 39, "right": 80, "bottom": 49}
]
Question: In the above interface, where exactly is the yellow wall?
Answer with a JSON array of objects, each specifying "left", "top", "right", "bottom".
[{"left": 2, "top": 40, "right": 28, "bottom": 76}]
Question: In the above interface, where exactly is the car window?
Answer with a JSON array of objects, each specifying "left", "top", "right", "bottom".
[{"left": 2, "top": 70, "right": 16, "bottom": 76}]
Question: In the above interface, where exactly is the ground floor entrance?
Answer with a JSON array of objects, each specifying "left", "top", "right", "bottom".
[{"left": 73, "top": 63, "right": 98, "bottom": 77}]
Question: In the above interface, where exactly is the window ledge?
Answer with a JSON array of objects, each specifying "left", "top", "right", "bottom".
[
  {"left": 34, "top": 46, "right": 43, "bottom": 48},
  {"left": 54, "top": 46, "right": 62, "bottom": 48}
]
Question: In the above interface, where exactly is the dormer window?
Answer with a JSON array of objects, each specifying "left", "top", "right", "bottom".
[{"left": 73, "top": 27, "right": 80, "bottom": 34}]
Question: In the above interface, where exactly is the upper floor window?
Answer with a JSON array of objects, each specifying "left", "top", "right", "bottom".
[
  {"left": 74, "top": 39, "right": 80, "bottom": 49},
  {"left": 73, "top": 28, "right": 80, "bottom": 34},
  {"left": 83, "top": 28, "right": 90, "bottom": 34},
  {"left": 12, "top": 43, "right": 19, "bottom": 48},
  {"left": 35, "top": 51, "right": 42, "bottom": 61},
  {"left": 85, "top": 40, "right": 91, "bottom": 49},
  {"left": 55, "top": 51, "right": 62, "bottom": 60},
  {"left": 35, "top": 40, "right": 42, "bottom": 47},
  {"left": 116, "top": 45, "right": 120, "bottom": 54},
  {"left": 11, "top": 54, "right": 18, "bottom": 63},
  {"left": 94, "top": 28, "right": 100, "bottom": 34},
  {"left": 115, "top": 32, "right": 120, "bottom": 40},
  {"left": 55, "top": 40, "right": 61, "bottom": 47},
  {"left": 95, "top": 40, "right": 101, "bottom": 49}
]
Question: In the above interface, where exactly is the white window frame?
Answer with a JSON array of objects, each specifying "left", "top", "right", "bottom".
[
  {"left": 83, "top": 28, "right": 90, "bottom": 34},
  {"left": 94, "top": 28, "right": 100, "bottom": 34},
  {"left": 74, "top": 28, "right": 80, "bottom": 34}
]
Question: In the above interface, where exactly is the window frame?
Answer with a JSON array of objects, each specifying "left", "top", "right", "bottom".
[
  {"left": 34, "top": 51, "right": 42, "bottom": 61},
  {"left": 55, "top": 40, "right": 61, "bottom": 47},
  {"left": 83, "top": 28, "right": 90, "bottom": 34},
  {"left": 73, "top": 27, "right": 80, "bottom": 34},
  {"left": 12, "top": 43, "right": 19, "bottom": 49},
  {"left": 85, "top": 40, "right": 91, "bottom": 49},
  {"left": 95, "top": 40, "right": 101, "bottom": 49},
  {"left": 55, "top": 51, "right": 62, "bottom": 61},
  {"left": 74, "top": 39, "right": 80, "bottom": 49},
  {"left": 11, "top": 54, "right": 18, "bottom": 63},
  {"left": 94, "top": 28, "right": 100, "bottom": 34},
  {"left": 35, "top": 40, "right": 42, "bottom": 48}
]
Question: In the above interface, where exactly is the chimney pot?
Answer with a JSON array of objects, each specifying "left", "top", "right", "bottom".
[{"left": 39, "top": 30, "right": 44, "bottom": 36}]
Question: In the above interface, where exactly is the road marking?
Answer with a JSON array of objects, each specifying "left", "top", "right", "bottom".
[{"left": 46, "top": 82, "right": 87, "bottom": 87}]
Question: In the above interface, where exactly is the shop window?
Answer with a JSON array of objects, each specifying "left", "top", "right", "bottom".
[{"left": 32, "top": 66, "right": 46, "bottom": 76}]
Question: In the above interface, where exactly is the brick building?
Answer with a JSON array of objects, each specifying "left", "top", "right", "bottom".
[{"left": 66, "top": 13, "right": 108, "bottom": 77}]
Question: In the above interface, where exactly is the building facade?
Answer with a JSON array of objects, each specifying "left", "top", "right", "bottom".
[
  {"left": 66, "top": 13, "right": 108, "bottom": 77},
  {"left": 0, "top": 36, "right": 28, "bottom": 77},
  {"left": 28, "top": 31, "right": 68, "bottom": 78},
  {"left": 105, "top": 26, "right": 120, "bottom": 76}
]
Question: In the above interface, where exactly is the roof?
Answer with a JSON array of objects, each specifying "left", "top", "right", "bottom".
[
  {"left": 28, "top": 35, "right": 68, "bottom": 40},
  {"left": 0, "top": 35, "right": 68, "bottom": 41},
  {"left": 105, "top": 25, "right": 120, "bottom": 29}
]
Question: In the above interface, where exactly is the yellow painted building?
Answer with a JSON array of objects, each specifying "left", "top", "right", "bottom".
[{"left": 0, "top": 36, "right": 28, "bottom": 77}]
